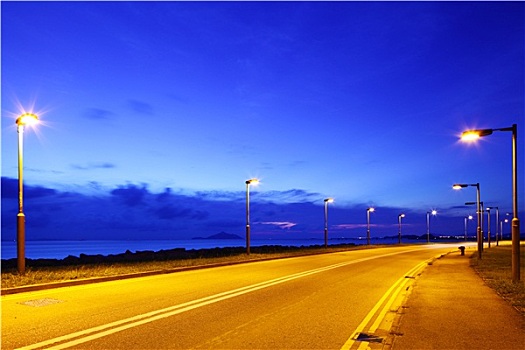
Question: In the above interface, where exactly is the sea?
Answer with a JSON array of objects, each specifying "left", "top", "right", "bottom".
[{"left": 0, "top": 237, "right": 434, "bottom": 260}]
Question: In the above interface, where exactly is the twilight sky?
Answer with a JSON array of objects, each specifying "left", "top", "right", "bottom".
[{"left": 1, "top": 1, "right": 524, "bottom": 243}]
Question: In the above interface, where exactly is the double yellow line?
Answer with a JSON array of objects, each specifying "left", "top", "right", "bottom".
[
  {"left": 340, "top": 258, "right": 432, "bottom": 350},
  {"left": 16, "top": 249, "right": 430, "bottom": 350},
  {"left": 16, "top": 256, "right": 383, "bottom": 349}
]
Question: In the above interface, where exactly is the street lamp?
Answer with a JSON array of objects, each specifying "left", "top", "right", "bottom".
[
  {"left": 461, "top": 124, "right": 520, "bottom": 281},
  {"left": 15, "top": 112, "right": 39, "bottom": 274},
  {"left": 487, "top": 207, "right": 500, "bottom": 246},
  {"left": 466, "top": 200, "right": 484, "bottom": 254},
  {"left": 366, "top": 207, "right": 375, "bottom": 245},
  {"left": 324, "top": 198, "right": 334, "bottom": 248},
  {"left": 453, "top": 183, "right": 482, "bottom": 259},
  {"left": 426, "top": 210, "right": 437, "bottom": 243},
  {"left": 464, "top": 215, "right": 473, "bottom": 242},
  {"left": 501, "top": 218, "right": 510, "bottom": 242},
  {"left": 486, "top": 207, "right": 492, "bottom": 248},
  {"left": 398, "top": 214, "right": 405, "bottom": 244},
  {"left": 503, "top": 213, "right": 511, "bottom": 241},
  {"left": 245, "top": 178, "right": 259, "bottom": 255}
]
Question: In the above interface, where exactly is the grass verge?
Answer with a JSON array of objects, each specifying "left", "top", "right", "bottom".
[
  {"left": 470, "top": 243, "right": 525, "bottom": 316},
  {"left": 1, "top": 245, "right": 364, "bottom": 290}
]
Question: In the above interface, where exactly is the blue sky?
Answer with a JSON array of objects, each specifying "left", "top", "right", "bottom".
[{"left": 1, "top": 1, "right": 524, "bottom": 242}]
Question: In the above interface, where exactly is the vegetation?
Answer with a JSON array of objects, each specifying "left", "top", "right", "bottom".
[
  {"left": 1, "top": 244, "right": 363, "bottom": 289},
  {"left": 470, "top": 244, "right": 525, "bottom": 316},
  {"left": 3, "top": 243, "right": 525, "bottom": 317}
]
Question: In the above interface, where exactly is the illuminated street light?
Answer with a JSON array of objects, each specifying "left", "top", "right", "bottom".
[
  {"left": 453, "top": 183, "right": 482, "bottom": 259},
  {"left": 461, "top": 124, "right": 520, "bottom": 281},
  {"left": 398, "top": 213, "right": 405, "bottom": 244},
  {"left": 426, "top": 210, "right": 437, "bottom": 243},
  {"left": 245, "top": 178, "right": 259, "bottom": 255},
  {"left": 503, "top": 213, "right": 511, "bottom": 241},
  {"left": 501, "top": 218, "right": 510, "bottom": 243},
  {"left": 464, "top": 215, "right": 473, "bottom": 242},
  {"left": 324, "top": 198, "right": 334, "bottom": 248},
  {"left": 366, "top": 207, "right": 375, "bottom": 245},
  {"left": 15, "top": 112, "right": 39, "bottom": 274}
]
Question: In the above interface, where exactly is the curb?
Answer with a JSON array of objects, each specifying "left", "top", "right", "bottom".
[{"left": 2, "top": 249, "right": 348, "bottom": 295}]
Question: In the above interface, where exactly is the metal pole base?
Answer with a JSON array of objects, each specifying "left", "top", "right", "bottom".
[
  {"left": 17, "top": 213, "right": 26, "bottom": 274},
  {"left": 246, "top": 225, "right": 251, "bottom": 255},
  {"left": 512, "top": 218, "right": 520, "bottom": 282}
]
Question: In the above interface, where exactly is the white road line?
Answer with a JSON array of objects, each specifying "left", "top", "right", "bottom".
[{"left": 15, "top": 247, "right": 429, "bottom": 350}]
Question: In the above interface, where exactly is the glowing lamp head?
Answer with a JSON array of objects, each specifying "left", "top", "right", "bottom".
[
  {"left": 246, "top": 178, "right": 259, "bottom": 185},
  {"left": 431, "top": 210, "right": 437, "bottom": 215},
  {"left": 399, "top": 213, "right": 405, "bottom": 218},
  {"left": 324, "top": 198, "right": 334, "bottom": 203},
  {"left": 468, "top": 215, "right": 473, "bottom": 220},
  {"left": 368, "top": 207, "right": 375, "bottom": 213},
  {"left": 461, "top": 128, "right": 493, "bottom": 142},
  {"left": 16, "top": 113, "right": 39, "bottom": 127},
  {"left": 453, "top": 184, "right": 467, "bottom": 190}
]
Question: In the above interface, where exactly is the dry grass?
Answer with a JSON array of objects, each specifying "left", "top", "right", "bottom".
[
  {"left": 1, "top": 245, "right": 364, "bottom": 289},
  {"left": 470, "top": 243, "right": 525, "bottom": 315}
]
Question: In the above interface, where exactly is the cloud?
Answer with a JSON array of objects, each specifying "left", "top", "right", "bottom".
[
  {"left": 71, "top": 162, "right": 116, "bottom": 170},
  {"left": 83, "top": 108, "right": 115, "bottom": 120},
  {"left": 287, "top": 160, "right": 308, "bottom": 168},
  {"left": 154, "top": 204, "right": 209, "bottom": 221},
  {"left": 111, "top": 183, "right": 148, "bottom": 207},
  {"left": 1, "top": 176, "right": 57, "bottom": 199},
  {"left": 128, "top": 99, "right": 154, "bottom": 115},
  {"left": 259, "top": 221, "right": 297, "bottom": 229},
  {"left": 167, "top": 93, "right": 189, "bottom": 104},
  {"left": 256, "top": 189, "right": 321, "bottom": 203},
  {"left": 194, "top": 190, "right": 243, "bottom": 202},
  {"left": 334, "top": 224, "right": 367, "bottom": 230},
  {"left": 1, "top": 177, "right": 477, "bottom": 242}
]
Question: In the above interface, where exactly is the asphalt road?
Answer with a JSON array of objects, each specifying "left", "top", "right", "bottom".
[{"left": 2, "top": 244, "right": 463, "bottom": 349}]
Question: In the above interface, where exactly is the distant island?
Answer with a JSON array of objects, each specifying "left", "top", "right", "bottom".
[{"left": 192, "top": 232, "right": 243, "bottom": 240}]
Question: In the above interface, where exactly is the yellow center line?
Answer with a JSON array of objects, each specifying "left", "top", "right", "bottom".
[
  {"left": 340, "top": 257, "right": 434, "bottom": 350},
  {"left": 14, "top": 248, "right": 430, "bottom": 350}
]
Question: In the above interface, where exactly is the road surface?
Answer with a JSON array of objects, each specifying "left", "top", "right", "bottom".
[{"left": 2, "top": 244, "right": 464, "bottom": 349}]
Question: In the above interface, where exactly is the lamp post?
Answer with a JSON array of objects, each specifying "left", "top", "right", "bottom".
[
  {"left": 245, "top": 178, "right": 259, "bottom": 255},
  {"left": 486, "top": 207, "right": 492, "bottom": 248},
  {"left": 501, "top": 218, "right": 509, "bottom": 242},
  {"left": 324, "top": 198, "right": 334, "bottom": 248},
  {"left": 426, "top": 210, "right": 437, "bottom": 243},
  {"left": 503, "top": 213, "right": 511, "bottom": 241},
  {"left": 488, "top": 207, "right": 499, "bottom": 246},
  {"left": 466, "top": 200, "right": 484, "bottom": 254},
  {"left": 464, "top": 215, "right": 473, "bottom": 241},
  {"left": 453, "top": 183, "right": 482, "bottom": 259},
  {"left": 398, "top": 214, "right": 405, "bottom": 244},
  {"left": 461, "top": 124, "right": 520, "bottom": 281},
  {"left": 366, "top": 207, "right": 375, "bottom": 245},
  {"left": 15, "top": 113, "right": 39, "bottom": 274}
]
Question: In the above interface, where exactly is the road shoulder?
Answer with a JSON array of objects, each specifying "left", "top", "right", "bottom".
[{"left": 387, "top": 251, "right": 525, "bottom": 350}]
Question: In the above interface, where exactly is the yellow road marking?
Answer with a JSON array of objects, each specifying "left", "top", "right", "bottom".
[
  {"left": 340, "top": 258, "right": 432, "bottom": 350},
  {"left": 16, "top": 250, "right": 423, "bottom": 350}
]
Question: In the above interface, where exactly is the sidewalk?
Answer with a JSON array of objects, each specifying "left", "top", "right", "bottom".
[{"left": 390, "top": 251, "right": 525, "bottom": 349}]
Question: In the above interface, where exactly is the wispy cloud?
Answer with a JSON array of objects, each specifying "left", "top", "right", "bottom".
[
  {"left": 128, "top": 99, "right": 154, "bottom": 115},
  {"left": 71, "top": 162, "right": 116, "bottom": 170},
  {"left": 256, "top": 189, "right": 321, "bottom": 203},
  {"left": 259, "top": 221, "right": 297, "bottom": 229},
  {"left": 83, "top": 108, "right": 115, "bottom": 120}
]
